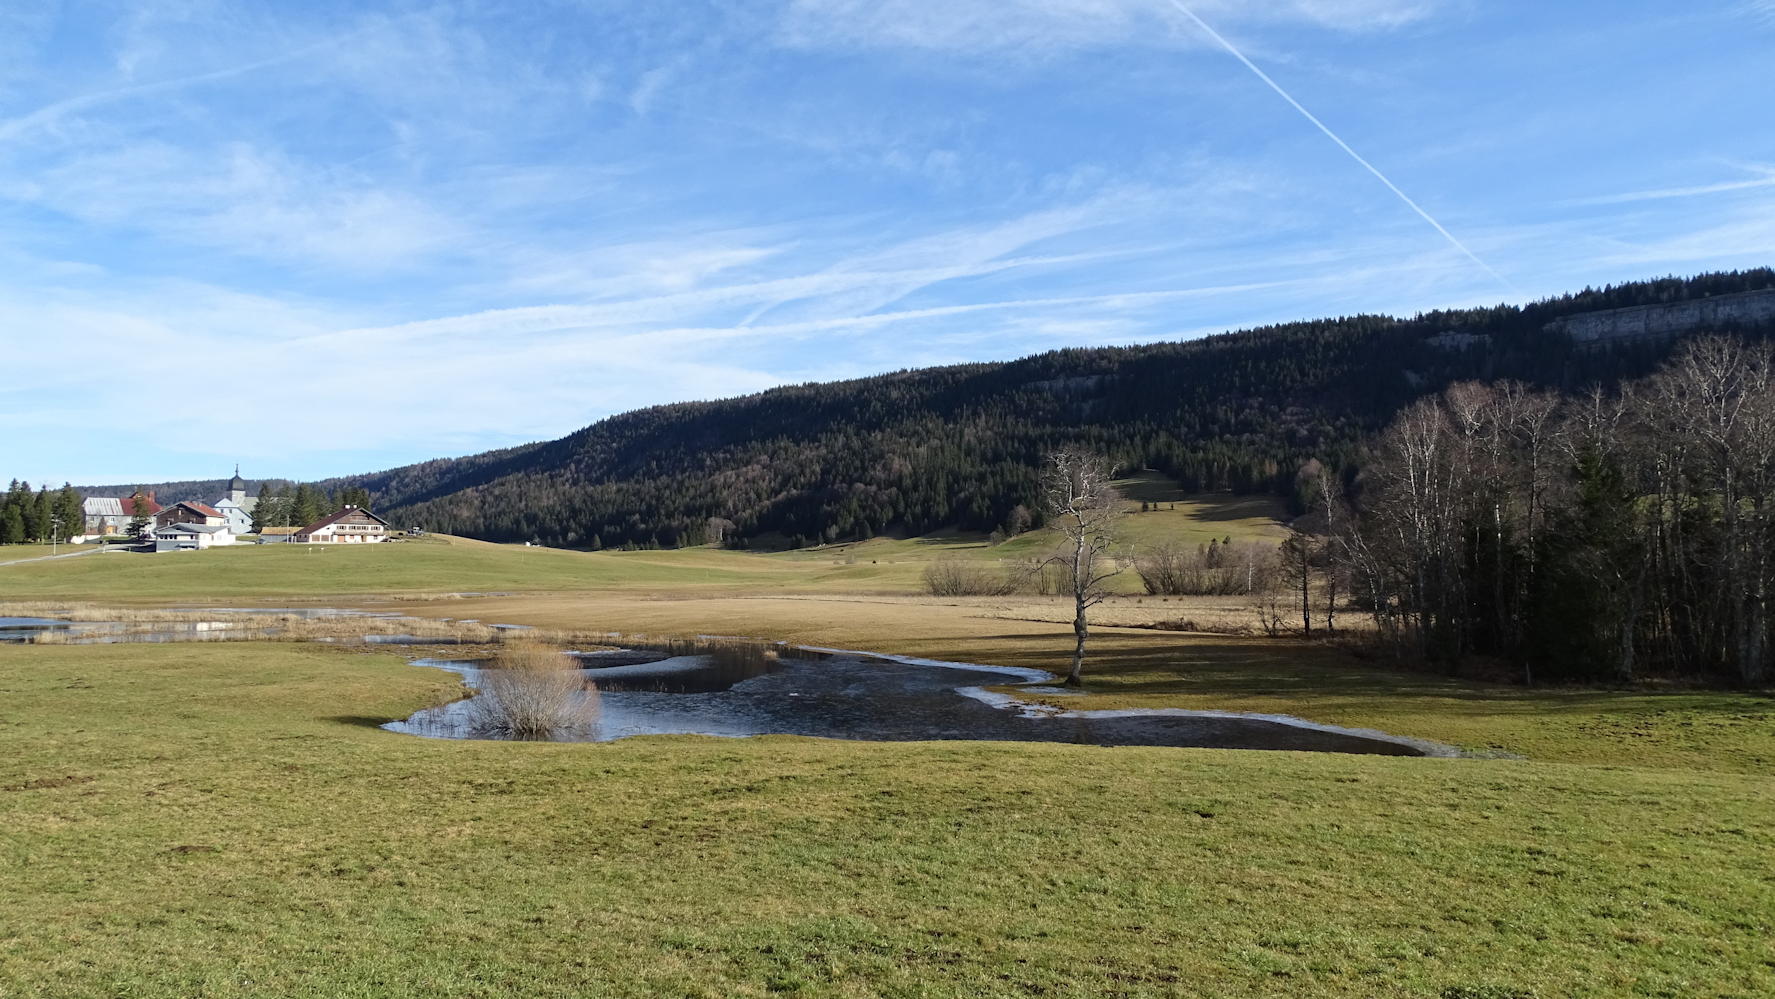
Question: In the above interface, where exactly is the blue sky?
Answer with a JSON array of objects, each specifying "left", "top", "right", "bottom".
[{"left": 2, "top": 0, "right": 1772, "bottom": 485}]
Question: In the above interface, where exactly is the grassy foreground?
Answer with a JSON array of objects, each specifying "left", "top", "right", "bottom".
[
  {"left": 3, "top": 642, "right": 1772, "bottom": 998},
  {"left": 4, "top": 503, "right": 1773, "bottom": 995}
]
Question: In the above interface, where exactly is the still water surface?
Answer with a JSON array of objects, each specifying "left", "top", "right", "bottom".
[{"left": 385, "top": 648, "right": 1452, "bottom": 756}]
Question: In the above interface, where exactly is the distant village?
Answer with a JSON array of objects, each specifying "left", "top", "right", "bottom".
[{"left": 79, "top": 469, "right": 395, "bottom": 553}]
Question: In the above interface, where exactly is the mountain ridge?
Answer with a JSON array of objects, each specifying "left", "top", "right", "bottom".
[{"left": 91, "top": 269, "right": 1775, "bottom": 546}]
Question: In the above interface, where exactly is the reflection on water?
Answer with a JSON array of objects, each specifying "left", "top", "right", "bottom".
[
  {"left": 0, "top": 608, "right": 530, "bottom": 646},
  {"left": 385, "top": 648, "right": 1453, "bottom": 756},
  {"left": 0, "top": 616, "right": 249, "bottom": 644},
  {"left": 0, "top": 617, "right": 73, "bottom": 642}
]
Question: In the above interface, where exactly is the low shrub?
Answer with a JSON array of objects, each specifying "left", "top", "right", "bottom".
[
  {"left": 470, "top": 643, "right": 600, "bottom": 739},
  {"left": 923, "top": 556, "right": 1010, "bottom": 596}
]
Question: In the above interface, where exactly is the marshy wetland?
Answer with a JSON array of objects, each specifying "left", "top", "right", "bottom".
[
  {"left": 389, "top": 642, "right": 1449, "bottom": 755},
  {"left": 1, "top": 605, "right": 1445, "bottom": 755}
]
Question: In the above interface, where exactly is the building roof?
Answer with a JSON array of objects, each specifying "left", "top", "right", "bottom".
[
  {"left": 297, "top": 505, "right": 391, "bottom": 534},
  {"left": 259, "top": 526, "right": 300, "bottom": 536},
  {"left": 83, "top": 497, "right": 125, "bottom": 517},
  {"left": 228, "top": 466, "right": 246, "bottom": 492},
  {"left": 124, "top": 492, "right": 163, "bottom": 515},
  {"left": 164, "top": 501, "right": 222, "bottom": 519},
  {"left": 154, "top": 523, "right": 231, "bottom": 535}
]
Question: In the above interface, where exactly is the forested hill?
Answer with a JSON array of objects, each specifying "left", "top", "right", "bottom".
[
  {"left": 327, "top": 269, "right": 1775, "bottom": 550},
  {"left": 73, "top": 477, "right": 284, "bottom": 507}
]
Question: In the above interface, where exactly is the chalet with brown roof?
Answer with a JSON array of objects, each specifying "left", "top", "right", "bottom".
[
  {"left": 154, "top": 501, "right": 225, "bottom": 530},
  {"left": 293, "top": 506, "right": 390, "bottom": 544}
]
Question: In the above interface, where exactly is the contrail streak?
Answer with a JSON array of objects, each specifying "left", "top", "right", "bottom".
[
  {"left": 1159, "top": 0, "right": 1515, "bottom": 293},
  {"left": 0, "top": 20, "right": 395, "bottom": 145}
]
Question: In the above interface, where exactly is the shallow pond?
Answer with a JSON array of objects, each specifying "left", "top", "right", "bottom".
[{"left": 386, "top": 648, "right": 1454, "bottom": 757}]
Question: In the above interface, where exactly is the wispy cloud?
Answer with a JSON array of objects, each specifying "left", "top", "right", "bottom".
[
  {"left": 776, "top": 0, "right": 1449, "bottom": 56},
  {"left": 629, "top": 57, "right": 690, "bottom": 116},
  {"left": 1571, "top": 167, "right": 1775, "bottom": 206},
  {"left": 0, "top": 22, "right": 389, "bottom": 145},
  {"left": 4, "top": 141, "right": 463, "bottom": 271}
]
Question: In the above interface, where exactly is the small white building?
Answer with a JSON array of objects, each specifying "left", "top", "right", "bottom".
[{"left": 152, "top": 523, "right": 235, "bottom": 552}]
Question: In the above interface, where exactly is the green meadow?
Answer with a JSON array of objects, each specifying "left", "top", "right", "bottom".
[
  {"left": 1, "top": 643, "right": 1771, "bottom": 999},
  {"left": 1, "top": 491, "right": 1772, "bottom": 996}
]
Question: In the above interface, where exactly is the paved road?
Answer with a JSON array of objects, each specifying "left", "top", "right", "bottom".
[{"left": 0, "top": 546, "right": 114, "bottom": 567}]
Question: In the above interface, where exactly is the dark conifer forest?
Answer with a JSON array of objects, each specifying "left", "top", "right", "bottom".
[{"left": 310, "top": 270, "right": 1774, "bottom": 550}]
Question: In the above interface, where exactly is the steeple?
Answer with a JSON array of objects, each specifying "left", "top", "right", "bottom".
[{"left": 227, "top": 465, "right": 246, "bottom": 504}]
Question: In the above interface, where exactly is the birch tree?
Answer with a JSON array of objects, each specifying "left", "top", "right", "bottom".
[{"left": 1043, "top": 448, "right": 1123, "bottom": 686}]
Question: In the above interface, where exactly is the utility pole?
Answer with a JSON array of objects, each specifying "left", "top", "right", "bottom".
[{"left": 50, "top": 515, "right": 61, "bottom": 557}]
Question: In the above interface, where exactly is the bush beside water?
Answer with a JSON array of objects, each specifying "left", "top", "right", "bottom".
[{"left": 470, "top": 643, "right": 600, "bottom": 739}]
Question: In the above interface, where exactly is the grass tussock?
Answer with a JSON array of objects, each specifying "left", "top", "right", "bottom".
[{"left": 470, "top": 642, "right": 600, "bottom": 739}]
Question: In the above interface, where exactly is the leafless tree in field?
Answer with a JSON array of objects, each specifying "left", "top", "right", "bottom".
[
  {"left": 1042, "top": 447, "right": 1123, "bottom": 686},
  {"left": 705, "top": 517, "right": 737, "bottom": 547},
  {"left": 1279, "top": 530, "right": 1314, "bottom": 636}
]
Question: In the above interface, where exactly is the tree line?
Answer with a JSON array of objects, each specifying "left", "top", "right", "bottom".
[
  {"left": 0, "top": 481, "right": 84, "bottom": 546},
  {"left": 1307, "top": 335, "right": 1775, "bottom": 686},
  {"left": 251, "top": 484, "right": 373, "bottom": 533}
]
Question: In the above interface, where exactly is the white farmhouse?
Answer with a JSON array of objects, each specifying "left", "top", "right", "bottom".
[{"left": 293, "top": 506, "right": 391, "bottom": 543}]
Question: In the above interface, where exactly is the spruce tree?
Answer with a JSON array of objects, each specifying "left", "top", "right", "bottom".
[
  {"left": 289, "top": 484, "right": 324, "bottom": 527},
  {"left": 55, "top": 485, "right": 82, "bottom": 541},
  {"left": 30, "top": 488, "right": 53, "bottom": 543},
  {"left": 127, "top": 495, "right": 153, "bottom": 540},
  {"left": 252, "top": 484, "right": 274, "bottom": 533},
  {"left": 14, "top": 482, "right": 39, "bottom": 541},
  {"left": 0, "top": 506, "right": 23, "bottom": 545}
]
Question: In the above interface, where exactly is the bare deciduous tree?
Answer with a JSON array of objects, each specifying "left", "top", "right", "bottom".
[
  {"left": 1349, "top": 337, "right": 1775, "bottom": 686},
  {"left": 705, "top": 517, "right": 737, "bottom": 547},
  {"left": 1042, "top": 448, "right": 1123, "bottom": 686},
  {"left": 1280, "top": 530, "right": 1318, "bottom": 637}
]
